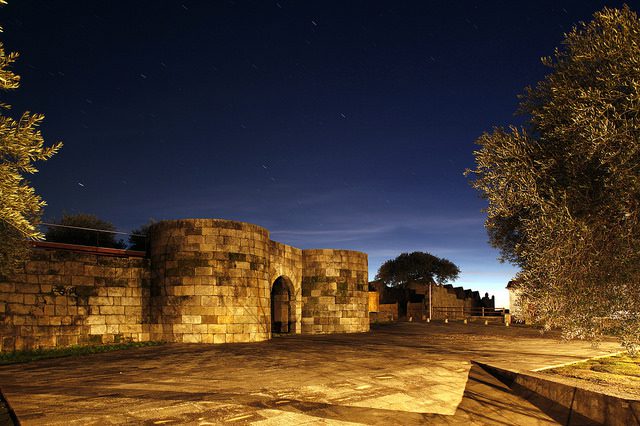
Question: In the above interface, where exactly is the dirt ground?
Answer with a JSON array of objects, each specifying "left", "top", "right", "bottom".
[{"left": 0, "top": 321, "right": 623, "bottom": 425}]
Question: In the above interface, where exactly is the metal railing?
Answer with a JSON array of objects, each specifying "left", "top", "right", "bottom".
[
  {"left": 39, "top": 222, "right": 148, "bottom": 251},
  {"left": 431, "top": 306, "right": 508, "bottom": 319}
]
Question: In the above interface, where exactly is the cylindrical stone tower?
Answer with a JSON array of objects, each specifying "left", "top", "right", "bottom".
[
  {"left": 301, "top": 249, "right": 369, "bottom": 334},
  {"left": 149, "top": 219, "right": 272, "bottom": 343}
]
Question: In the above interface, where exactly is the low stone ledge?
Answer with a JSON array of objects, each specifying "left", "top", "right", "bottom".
[{"left": 473, "top": 360, "right": 640, "bottom": 426}]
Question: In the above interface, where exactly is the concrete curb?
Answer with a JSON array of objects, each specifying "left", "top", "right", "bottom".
[{"left": 473, "top": 360, "right": 640, "bottom": 426}]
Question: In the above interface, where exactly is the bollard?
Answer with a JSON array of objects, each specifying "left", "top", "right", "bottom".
[
  {"left": 484, "top": 320, "right": 488, "bottom": 326},
  {"left": 426, "top": 318, "right": 430, "bottom": 323},
  {"left": 505, "top": 321, "right": 510, "bottom": 327},
  {"left": 444, "top": 318, "right": 448, "bottom": 324},
  {"left": 409, "top": 316, "right": 413, "bottom": 322},
  {"left": 463, "top": 319, "right": 468, "bottom": 324}
]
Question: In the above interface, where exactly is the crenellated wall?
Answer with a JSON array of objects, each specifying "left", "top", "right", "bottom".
[{"left": 0, "top": 218, "right": 369, "bottom": 351}]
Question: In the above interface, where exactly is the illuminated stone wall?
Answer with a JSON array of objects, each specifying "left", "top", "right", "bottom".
[
  {"left": 0, "top": 249, "right": 150, "bottom": 352},
  {"left": 148, "top": 219, "right": 303, "bottom": 344},
  {"left": 0, "top": 218, "right": 369, "bottom": 351},
  {"left": 301, "top": 249, "right": 369, "bottom": 334}
]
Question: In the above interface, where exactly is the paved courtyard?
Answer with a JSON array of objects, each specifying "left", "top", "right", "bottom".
[{"left": 0, "top": 322, "right": 621, "bottom": 425}]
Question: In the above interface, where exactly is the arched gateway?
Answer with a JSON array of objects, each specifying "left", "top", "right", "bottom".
[
  {"left": 148, "top": 218, "right": 370, "bottom": 344},
  {"left": 271, "top": 276, "right": 294, "bottom": 334},
  {"left": 0, "top": 217, "right": 371, "bottom": 352}
]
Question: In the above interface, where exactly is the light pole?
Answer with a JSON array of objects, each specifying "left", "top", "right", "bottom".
[{"left": 428, "top": 281, "right": 432, "bottom": 320}]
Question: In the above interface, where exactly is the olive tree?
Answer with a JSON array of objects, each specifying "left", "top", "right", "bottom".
[
  {"left": 0, "top": 0, "right": 62, "bottom": 275},
  {"left": 466, "top": 6, "right": 640, "bottom": 353}
]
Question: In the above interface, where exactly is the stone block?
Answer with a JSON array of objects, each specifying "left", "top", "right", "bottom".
[
  {"left": 101, "top": 334, "right": 115, "bottom": 344},
  {"left": 127, "top": 287, "right": 142, "bottom": 297},
  {"left": 233, "top": 333, "right": 250, "bottom": 343},
  {"left": 182, "top": 333, "right": 202, "bottom": 343},
  {"left": 107, "top": 287, "right": 126, "bottom": 297},
  {"left": 85, "top": 315, "right": 106, "bottom": 325},
  {"left": 106, "top": 324, "right": 120, "bottom": 334},
  {"left": 0, "top": 283, "right": 15, "bottom": 293},
  {"left": 182, "top": 315, "right": 201, "bottom": 324},
  {"left": 243, "top": 324, "right": 259, "bottom": 334},
  {"left": 194, "top": 267, "right": 212, "bottom": 276},
  {"left": 105, "top": 315, "right": 128, "bottom": 325},
  {"left": 25, "top": 261, "right": 49, "bottom": 275},
  {"left": 100, "top": 305, "right": 125, "bottom": 315},
  {"left": 216, "top": 315, "right": 232, "bottom": 324},
  {"left": 19, "top": 284, "right": 41, "bottom": 294},
  {"left": 192, "top": 324, "right": 208, "bottom": 334},
  {"left": 7, "top": 303, "right": 30, "bottom": 315},
  {"left": 227, "top": 324, "right": 243, "bottom": 334},
  {"left": 124, "top": 306, "right": 142, "bottom": 316},
  {"left": 88, "top": 296, "right": 113, "bottom": 306},
  {"left": 172, "top": 285, "right": 195, "bottom": 296},
  {"left": 194, "top": 285, "right": 214, "bottom": 296},
  {"left": 120, "top": 297, "right": 139, "bottom": 306},
  {"left": 173, "top": 323, "right": 193, "bottom": 334},
  {"left": 207, "top": 324, "right": 226, "bottom": 333},
  {"left": 43, "top": 305, "right": 55, "bottom": 316},
  {"left": 64, "top": 261, "right": 85, "bottom": 276},
  {"left": 120, "top": 324, "right": 142, "bottom": 334},
  {"left": 90, "top": 324, "right": 107, "bottom": 335},
  {"left": 115, "top": 268, "right": 131, "bottom": 279}
]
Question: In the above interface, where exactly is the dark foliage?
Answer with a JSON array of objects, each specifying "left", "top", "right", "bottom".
[{"left": 45, "top": 213, "right": 125, "bottom": 249}]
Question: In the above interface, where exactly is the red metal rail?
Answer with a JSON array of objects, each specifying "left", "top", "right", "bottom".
[{"left": 31, "top": 241, "right": 146, "bottom": 258}]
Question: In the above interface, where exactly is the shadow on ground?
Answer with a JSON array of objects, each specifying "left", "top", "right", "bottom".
[{"left": 0, "top": 322, "right": 620, "bottom": 425}]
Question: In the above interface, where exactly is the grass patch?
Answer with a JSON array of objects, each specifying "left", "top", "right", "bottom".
[
  {"left": 547, "top": 353, "right": 640, "bottom": 397},
  {"left": 0, "top": 341, "right": 164, "bottom": 365}
]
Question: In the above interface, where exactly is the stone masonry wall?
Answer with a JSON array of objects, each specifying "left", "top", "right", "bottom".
[
  {"left": 149, "top": 219, "right": 276, "bottom": 344},
  {"left": 267, "top": 241, "right": 303, "bottom": 333},
  {"left": 301, "top": 249, "right": 369, "bottom": 334},
  {"left": 0, "top": 248, "right": 149, "bottom": 352},
  {"left": 369, "top": 303, "right": 398, "bottom": 323},
  {"left": 0, "top": 218, "right": 368, "bottom": 352}
]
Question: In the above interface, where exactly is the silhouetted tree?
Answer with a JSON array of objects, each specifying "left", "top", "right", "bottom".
[
  {"left": 375, "top": 251, "right": 460, "bottom": 317},
  {"left": 128, "top": 220, "right": 155, "bottom": 251},
  {"left": 466, "top": 6, "right": 640, "bottom": 354},
  {"left": 45, "top": 214, "right": 125, "bottom": 248}
]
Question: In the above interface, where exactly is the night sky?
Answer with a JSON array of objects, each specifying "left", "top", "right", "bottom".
[{"left": 1, "top": 1, "right": 631, "bottom": 307}]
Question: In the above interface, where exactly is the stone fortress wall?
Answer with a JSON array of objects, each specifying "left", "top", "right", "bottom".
[
  {"left": 369, "top": 279, "right": 497, "bottom": 322},
  {"left": 0, "top": 218, "right": 369, "bottom": 352},
  {"left": 0, "top": 249, "right": 150, "bottom": 352},
  {"left": 301, "top": 249, "right": 369, "bottom": 334}
]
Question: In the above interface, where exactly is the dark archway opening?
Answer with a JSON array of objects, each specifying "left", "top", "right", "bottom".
[{"left": 271, "top": 277, "right": 292, "bottom": 334}]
